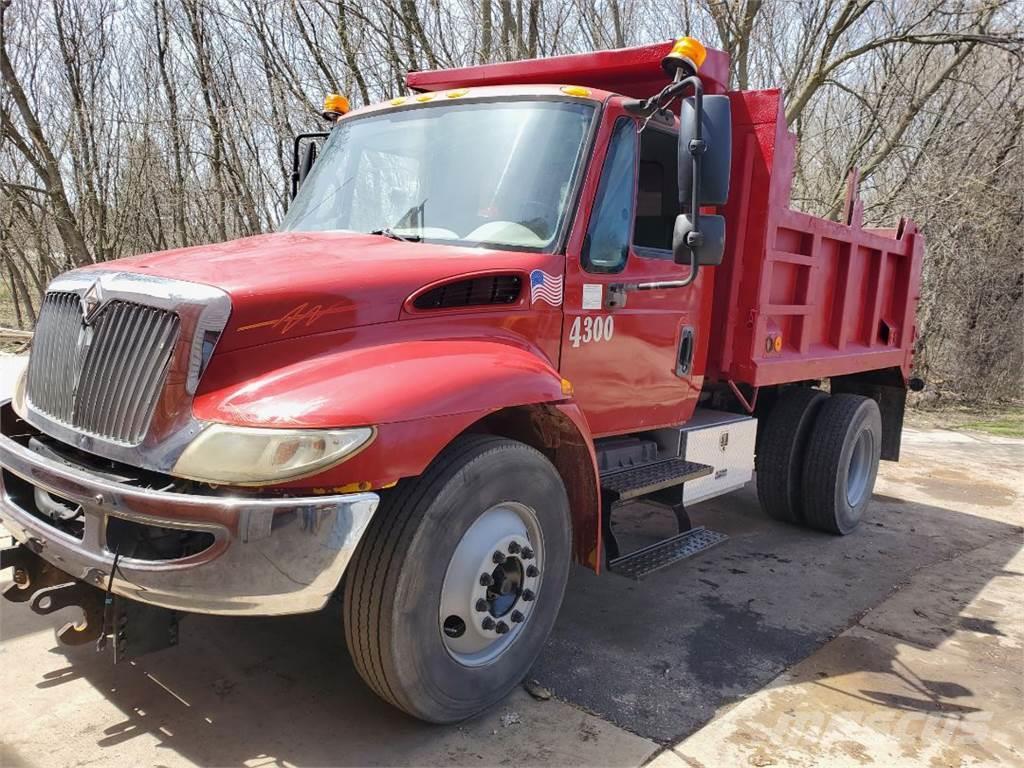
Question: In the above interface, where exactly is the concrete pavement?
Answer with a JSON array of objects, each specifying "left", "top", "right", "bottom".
[{"left": 656, "top": 532, "right": 1023, "bottom": 767}]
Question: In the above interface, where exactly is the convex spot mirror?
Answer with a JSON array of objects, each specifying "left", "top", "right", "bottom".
[
  {"left": 678, "top": 94, "right": 732, "bottom": 207},
  {"left": 673, "top": 213, "right": 726, "bottom": 266}
]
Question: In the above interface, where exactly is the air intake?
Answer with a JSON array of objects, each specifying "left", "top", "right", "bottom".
[{"left": 413, "top": 275, "right": 522, "bottom": 310}]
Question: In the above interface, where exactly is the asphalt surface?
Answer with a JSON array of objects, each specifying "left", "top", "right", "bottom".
[{"left": 1, "top": 352, "right": 1021, "bottom": 766}]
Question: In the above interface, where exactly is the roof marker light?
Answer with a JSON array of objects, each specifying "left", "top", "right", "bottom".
[
  {"left": 415, "top": 93, "right": 435, "bottom": 102},
  {"left": 560, "top": 85, "right": 591, "bottom": 97},
  {"left": 390, "top": 96, "right": 407, "bottom": 106},
  {"left": 446, "top": 88, "right": 469, "bottom": 98}
]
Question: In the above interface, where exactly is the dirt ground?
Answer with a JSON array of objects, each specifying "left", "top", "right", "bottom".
[{"left": 0, "top": 352, "right": 1021, "bottom": 767}]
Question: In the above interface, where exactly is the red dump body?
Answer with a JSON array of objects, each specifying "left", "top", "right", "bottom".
[
  {"left": 410, "top": 43, "right": 924, "bottom": 391},
  {"left": 711, "top": 90, "right": 924, "bottom": 389}
]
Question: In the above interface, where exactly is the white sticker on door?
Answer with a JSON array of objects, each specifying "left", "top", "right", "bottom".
[{"left": 581, "top": 283, "right": 603, "bottom": 310}]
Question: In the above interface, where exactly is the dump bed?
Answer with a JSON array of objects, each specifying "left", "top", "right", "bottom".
[{"left": 707, "top": 89, "right": 924, "bottom": 389}]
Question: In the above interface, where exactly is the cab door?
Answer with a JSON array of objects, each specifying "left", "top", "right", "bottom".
[{"left": 559, "top": 101, "right": 715, "bottom": 437}]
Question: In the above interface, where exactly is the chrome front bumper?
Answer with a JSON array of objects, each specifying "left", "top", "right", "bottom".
[{"left": 0, "top": 403, "right": 379, "bottom": 616}]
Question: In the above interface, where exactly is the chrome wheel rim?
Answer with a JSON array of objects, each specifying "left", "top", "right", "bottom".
[
  {"left": 439, "top": 502, "right": 544, "bottom": 667},
  {"left": 846, "top": 429, "right": 874, "bottom": 507}
]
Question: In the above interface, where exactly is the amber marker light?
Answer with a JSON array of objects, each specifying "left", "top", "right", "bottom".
[
  {"left": 323, "top": 93, "right": 350, "bottom": 116},
  {"left": 560, "top": 85, "right": 592, "bottom": 97},
  {"left": 662, "top": 36, "right": 707, "bottom": 74}
]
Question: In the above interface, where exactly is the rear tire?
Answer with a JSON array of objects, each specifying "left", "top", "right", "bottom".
[
  {"left": 756, "top": 388, "right": 828, "bottom": 524},
  {"left": 802, "top": 394, "right": 882, "bottom": 534},
  {"left": 343, "top": 434, "right": 572, "bottom": 723}
]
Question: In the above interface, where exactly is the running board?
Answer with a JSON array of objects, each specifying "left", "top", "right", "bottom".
[
  {"left": 600, "top": 458, "right": 712, "bottom": 501},
  {"left": 608, "top": 527, "right": 728, "bottom": 579}
]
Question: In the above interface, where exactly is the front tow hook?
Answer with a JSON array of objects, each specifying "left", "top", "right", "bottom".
[{"left": 3, "top": 543, "right": 106, "bottom": 645}]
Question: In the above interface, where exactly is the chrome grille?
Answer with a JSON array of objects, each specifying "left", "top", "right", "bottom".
[{"left": 27, "top": 292, "right": 181, "bottom": 445}]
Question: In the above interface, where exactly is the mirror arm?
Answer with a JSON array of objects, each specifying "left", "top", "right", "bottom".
[{"left": 681, "top": 75, "right": 705, "bottom": 285}]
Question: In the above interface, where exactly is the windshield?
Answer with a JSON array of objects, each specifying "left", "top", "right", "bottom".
[{"left": 281, "top": 99, "right": 595, "bottom": 251}]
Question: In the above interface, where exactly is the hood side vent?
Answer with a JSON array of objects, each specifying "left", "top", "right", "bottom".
[{"left": 413, "top": 275, "right": 522, "bottom": 310}]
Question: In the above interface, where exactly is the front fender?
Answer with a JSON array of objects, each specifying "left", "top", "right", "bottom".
[
  {"left": 195, "top": 337, "right": 567, "bottom": 428},
  {"left": 193, "top": 334, "right": 572, "bottom": 490}
]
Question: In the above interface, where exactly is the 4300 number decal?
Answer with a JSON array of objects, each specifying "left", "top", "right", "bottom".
[{"left": 569, "top": 315, "right": 615, "bottom": 348}]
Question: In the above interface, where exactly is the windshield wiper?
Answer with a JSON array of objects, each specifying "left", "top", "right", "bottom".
[{"left": 370, "top": 227, "right": 422, "bottom": 242}]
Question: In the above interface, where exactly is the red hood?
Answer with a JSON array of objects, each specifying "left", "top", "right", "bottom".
[{"left": 93, "top": 231, "right": 558, "bottom": 352}]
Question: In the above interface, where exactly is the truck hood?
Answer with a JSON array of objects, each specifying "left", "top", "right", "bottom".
[{"left": 95, "top": 231, "right": 557, "bottom": 352}]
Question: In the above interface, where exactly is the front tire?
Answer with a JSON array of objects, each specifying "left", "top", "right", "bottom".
[
  {"left": 801, "top": 394, "right": 882, "bottom": 534},
  {"left": 343, "top": 435, "right": 571, "bottom": 723}
]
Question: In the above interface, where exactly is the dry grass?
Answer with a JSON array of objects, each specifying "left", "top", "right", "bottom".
[{"left": 907, "top": 405, "right": 1024, "bottom": 438}]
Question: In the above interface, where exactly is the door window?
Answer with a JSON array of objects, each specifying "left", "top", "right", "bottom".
[
  {"left": 632, "top": 127, "right": 679, "bottom": 255},
  {"left": 581, "top": 118, "right": 637, "bottom": 273}
]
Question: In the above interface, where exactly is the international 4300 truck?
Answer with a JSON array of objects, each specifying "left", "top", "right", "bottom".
[{"left": 0, "top": 37, "right": 923, "bottom": 722}]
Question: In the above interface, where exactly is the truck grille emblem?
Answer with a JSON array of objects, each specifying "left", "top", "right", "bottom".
[{"left": 81, "top": 281, "right": 103, "bottom": 325}]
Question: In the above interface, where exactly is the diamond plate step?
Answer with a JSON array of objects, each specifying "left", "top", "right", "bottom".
[
  {"left": 608, "top": 527, "right": 728, "bottom": 579},
  {"left": 600, "top": 458, "right": 712, "bottom": 501}
]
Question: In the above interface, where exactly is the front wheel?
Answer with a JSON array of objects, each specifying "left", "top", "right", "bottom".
[{"left": 342, "top": 435, "right": 572, "bottom": 723}]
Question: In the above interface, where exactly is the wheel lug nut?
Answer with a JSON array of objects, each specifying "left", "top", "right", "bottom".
[
  {"left": 522, "top": 589, "right": 535, "bottom": 601},
  {"left": 526, "top": 565, "right": 539, "bottom": 578},
  {"left": 475, "top": 599, "right": 488, "bottom": 613},
  {"left": 507, "top": 541, "right": 521, "bottom": 554},
  {"left": 479, "top": 573, "right": 494, "bottom": 586},
  {"left": 511, "top": 610, "right": 524, "bottom": 623},
  {"left": 521, "top": 547, "right": 535, "bottom": 560},
  {"left": 481, "top": 617, "right": 495, "bottom": 631},
  {"left": 492, "top": 550, "right": 505, "bottom": 564},
  {"left": 495, "top": 621, "right": 509, "bottom": 634}
]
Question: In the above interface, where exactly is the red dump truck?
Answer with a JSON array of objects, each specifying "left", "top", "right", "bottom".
[{"left": 0, "top": 38, "right": 923, "bottom": 722}]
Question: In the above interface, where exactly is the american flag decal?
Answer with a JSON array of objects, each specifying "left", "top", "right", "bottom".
[{"left": 530, "top": 269, "right": 563, "bottom": 307}]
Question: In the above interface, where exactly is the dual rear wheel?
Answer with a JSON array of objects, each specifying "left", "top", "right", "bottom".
[{"left": 757, "top": 390, "right": 882, "bottom": 534}]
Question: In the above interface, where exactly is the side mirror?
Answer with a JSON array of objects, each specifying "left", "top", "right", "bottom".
[
  {"left": 290, "top": 132, "right": 329, "bottom": 200},
  {"left": 678, "top": 94, "right": 732, "bottom": 207},
  {"left": 298, "top": 141, "right": 318, "bottom": 184},
  {"left": 673, "top": 213, "right": 725, "bottom": 266}
]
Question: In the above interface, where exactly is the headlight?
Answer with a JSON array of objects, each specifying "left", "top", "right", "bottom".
[{"left": 172, "top": 424, "right": 374, "bottom": 486}]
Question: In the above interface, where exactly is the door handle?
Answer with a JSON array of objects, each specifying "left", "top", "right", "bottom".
[
  {"left": 605, "top": 280, "right": 696, "bottom": 309},
  {"left": 676, "top": 326, "right": 695, "bottom": 376}
]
